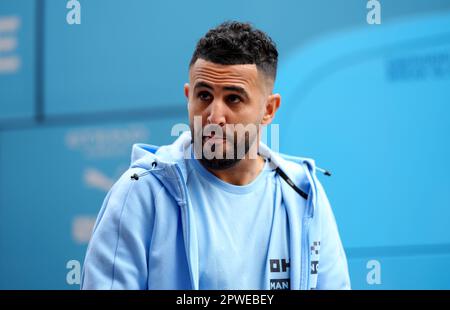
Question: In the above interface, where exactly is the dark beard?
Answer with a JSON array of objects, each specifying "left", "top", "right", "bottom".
[
  {"left": 199, "top": 142, "right": 244, "bottom": 170},
  {"left": 190, "top": 131, "right": 254, "bottom": 171}
]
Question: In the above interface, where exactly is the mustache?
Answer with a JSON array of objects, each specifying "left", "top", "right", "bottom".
[{"left": 197, "top": 127, "right": 236, "bottom": 140}]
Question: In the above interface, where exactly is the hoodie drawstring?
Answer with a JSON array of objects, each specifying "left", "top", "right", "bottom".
[{"left": 130, "top": 162, "right": 158, "bottom": 180}]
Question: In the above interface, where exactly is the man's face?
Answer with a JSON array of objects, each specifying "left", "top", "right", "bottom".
[{"left": 185, "top": 58, "right": 279, "bottom": 170}]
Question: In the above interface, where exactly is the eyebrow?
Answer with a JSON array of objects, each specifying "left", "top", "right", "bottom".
[{"left": 193, "top": 81, "right": 249, "bottom": 100}]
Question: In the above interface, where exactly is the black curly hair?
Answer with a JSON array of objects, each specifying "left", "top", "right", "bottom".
[{"left": 189, "top": 21, "right": 278, "bottom": 82}]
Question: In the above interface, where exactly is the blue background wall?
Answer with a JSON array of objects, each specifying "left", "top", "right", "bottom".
[{"left": 0, "top": 0, "right": 449, "bottom": 289}]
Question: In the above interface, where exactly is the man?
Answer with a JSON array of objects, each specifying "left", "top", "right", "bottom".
[{"left": 81, "top": 21, "right": 350, "bottom": 290}]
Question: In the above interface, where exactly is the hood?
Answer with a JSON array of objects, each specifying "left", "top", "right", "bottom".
[{"left": 129, "top": 131, "right": 193, "bottom": 204}]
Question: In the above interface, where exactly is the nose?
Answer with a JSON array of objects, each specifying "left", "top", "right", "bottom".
[{"left": 206, "top": 99, "right": 226, "bottom": 127}]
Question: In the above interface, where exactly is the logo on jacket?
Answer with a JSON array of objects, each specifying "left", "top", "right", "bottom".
[
  {"left": 310, "top": 241, "right": 321, "bottom": 275},
  {"left": 269, "top": 258, "right": 290, "bottom": 290}
]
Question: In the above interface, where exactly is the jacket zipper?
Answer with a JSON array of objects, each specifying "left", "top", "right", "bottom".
[
  {"left": 301, "top": 217, "right": 311, "bottom": 290},
  {"left": 173, "top": 163, "right": 198, "bottom": 290}
]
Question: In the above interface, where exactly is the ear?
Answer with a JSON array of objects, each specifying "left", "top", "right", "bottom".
[
  {"left": 261, "top": 93, "right": 281, "bottom": 125},
  {"left": 184, "top": 83, "right": 190, "bottom": 99}
]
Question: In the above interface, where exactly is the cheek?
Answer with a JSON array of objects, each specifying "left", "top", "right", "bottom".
[
  {"left": 188, "top": 106, "right": 208, "bottom": 130},
  {"left": 243, "top": 94, "right": 266, "bottom": 120},
  {"left": 188, "top": 100, "right": 206, "bottom": 115},
  {"left": 239, "top": 103, "right": 265, "bottom": 124}
]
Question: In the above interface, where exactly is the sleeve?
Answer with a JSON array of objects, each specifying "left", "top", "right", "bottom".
[
  {"left": 315, "top": 179, "right": 351, "bottom": 290},
  {"left": 80, "top": 171, "right": 158, "bottom": 290}
]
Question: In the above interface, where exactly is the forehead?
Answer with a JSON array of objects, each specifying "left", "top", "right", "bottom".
[{"left": 189, "top": 58, "right": 261, "bottom": 91}]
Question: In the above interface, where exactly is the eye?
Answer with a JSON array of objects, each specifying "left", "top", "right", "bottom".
[
  {"left": 197, "top": 91, "right": 212, "bottom": 102},
  {"left": 226, "top": 94, "right": 243, "bottom": 104}
]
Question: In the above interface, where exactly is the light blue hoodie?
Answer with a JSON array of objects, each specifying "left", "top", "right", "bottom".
[{"left": 81, "top": 131, "right": 350, "bottom": 290}]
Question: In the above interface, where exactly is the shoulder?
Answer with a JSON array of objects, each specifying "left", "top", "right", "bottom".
[{"left": 103, "top": 167, "right": 165, "bottom": 215}]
